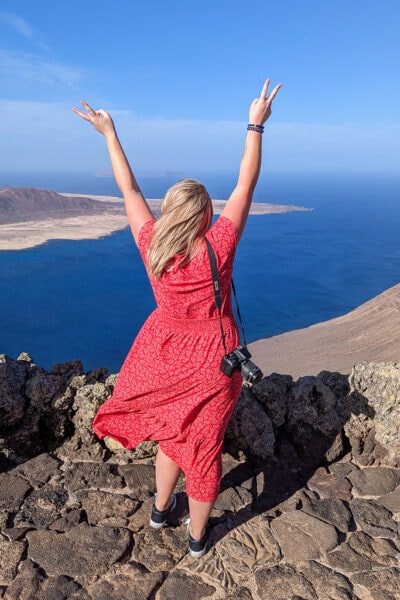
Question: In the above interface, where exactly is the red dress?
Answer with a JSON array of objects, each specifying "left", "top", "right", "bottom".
[{"left": 92, "top": 216, "right": 243, "bottom": 502}]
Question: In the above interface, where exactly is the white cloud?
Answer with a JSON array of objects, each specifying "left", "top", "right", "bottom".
[
  {"left": 0, "top": 100, "right": 245, "bottom": 171},
  {"left": 0, "top": 99, "right": 399, "bottom": 174},
  {"left": 0, "top": 50, "right": 84, "bottom": 89},
  {"left": 0, "top": 11, "right": 49, "bottom": 51},
  {"left": 0, "top": 11, "right": 33, "bottom": 37},
  {"left": 263, "top": 122, "right": 400, "bottom": 173}
]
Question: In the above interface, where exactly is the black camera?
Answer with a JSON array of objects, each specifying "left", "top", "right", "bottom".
[{"left": 220, "top": 345, "right": 263, "bottom": 385}]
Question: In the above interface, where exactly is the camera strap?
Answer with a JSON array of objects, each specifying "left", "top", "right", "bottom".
[{"left": 205, "top": 238, "right": 247, "bottom": 352}]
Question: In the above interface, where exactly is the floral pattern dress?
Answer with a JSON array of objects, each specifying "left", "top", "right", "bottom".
[{"left": 92, "top": 216, "right": 242, "bottom": 502}]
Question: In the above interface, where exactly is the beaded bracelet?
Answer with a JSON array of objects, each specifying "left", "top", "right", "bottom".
[{"left": 247, "top": 123, "right": 264, "bottom": 133}]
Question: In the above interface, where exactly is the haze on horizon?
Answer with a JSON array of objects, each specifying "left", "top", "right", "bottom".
[{"left": 0, "top": 1, "right": 399, "bottom": 177}]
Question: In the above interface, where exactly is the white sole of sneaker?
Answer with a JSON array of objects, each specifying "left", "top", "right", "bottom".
[
  {"left": 149, "top": 520, "right": 165, "bottom": 529},
  {"left": 189, "top": 546, "right": 208, "bottom": 558}
]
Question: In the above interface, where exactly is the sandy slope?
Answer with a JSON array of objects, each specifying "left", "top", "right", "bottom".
[{"left": 249, "top": 283, "right": 400, "bottom": 379}]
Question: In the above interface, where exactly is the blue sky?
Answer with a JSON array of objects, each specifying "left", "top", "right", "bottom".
[{"left": 0, "top": 0, "right": 399, "bottom": 176}]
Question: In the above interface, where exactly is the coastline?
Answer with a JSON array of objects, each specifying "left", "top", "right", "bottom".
[{"left": 0, "top": 193, "right": 309, "bottom": 251}]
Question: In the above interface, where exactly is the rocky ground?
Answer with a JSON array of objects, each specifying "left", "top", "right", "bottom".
[{"left": 1, "top": 354, "right": 399, "bottom": 599}]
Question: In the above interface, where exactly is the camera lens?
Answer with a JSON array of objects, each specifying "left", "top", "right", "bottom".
[{"left": 240, "top": 360, "right": 263, "bottom": 385}]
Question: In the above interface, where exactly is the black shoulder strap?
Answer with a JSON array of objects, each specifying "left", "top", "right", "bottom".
[
  {"left": 205, "top": 238, "right": 222, "bottom": 309},
  {"left": 205, "top": 237, "right": 247, "bottom": 350}
]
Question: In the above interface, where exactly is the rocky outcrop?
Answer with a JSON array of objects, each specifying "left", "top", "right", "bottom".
[
  {"left": 226, "top": 363, "right": 400, "bottom": 469},
  {"left": 345, "top": 362, "right": 400, "bottom": 467},
  {"left": 1, "top": 353, "right": 399, "bottom": 599}
]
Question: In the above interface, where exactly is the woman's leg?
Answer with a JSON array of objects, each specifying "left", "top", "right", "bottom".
[
  {"left": 188, "top": 497, "right": 213, "bottom": 540},
  {"left": 185, "top": 442, "right": 222, "bottom": 540},
  {"left": 155, "top": 446, "right": 181, "bottom": 510}
]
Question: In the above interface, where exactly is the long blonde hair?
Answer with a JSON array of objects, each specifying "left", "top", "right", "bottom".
[{"left": 147, "top": 178, "right": 213, "bottom": 279}]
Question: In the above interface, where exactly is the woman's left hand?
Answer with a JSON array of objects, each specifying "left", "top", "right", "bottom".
[
  {"left": 249, "top": 78, "right": 282, "bottom": 126},
  {"left": 72, "top": 101, "right": 116, "bottom": 137}
]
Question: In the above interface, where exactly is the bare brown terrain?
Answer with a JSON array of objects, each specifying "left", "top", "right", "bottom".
[
  {"left": 0, "top": 187, "right": 125, "bottom": 223},
  {"left": 250, "top": 282, "right": 400, "bottom": 379},
  {"left": 0, "top": 188, "right": 129, "bottom": 250}
]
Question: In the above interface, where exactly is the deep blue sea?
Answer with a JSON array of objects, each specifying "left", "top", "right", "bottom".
[{"left": 1, "top": 170, "right": 399, "bottom": 373}]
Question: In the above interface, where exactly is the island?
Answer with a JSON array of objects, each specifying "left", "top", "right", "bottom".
[{"left": 0, "top": 187, "right": 310, "bottom": 250}]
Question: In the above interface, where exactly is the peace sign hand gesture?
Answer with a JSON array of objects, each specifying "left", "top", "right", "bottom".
[
  {"left": 72, "top": 101, "right": 116, "bottom": 137},
  {"left": 249, "top": 78, "right": 282, "bottom": 126}
]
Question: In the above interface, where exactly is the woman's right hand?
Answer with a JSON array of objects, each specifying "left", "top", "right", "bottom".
[
  {"left": 72, "top": 101, "right": 116, "bottom": 137},
  {"left": 248, "top": 78, "right": 282, "bottom": 126}
]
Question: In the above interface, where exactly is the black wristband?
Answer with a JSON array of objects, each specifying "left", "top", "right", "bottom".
[{"left": 247, "top": 123, "right": 264, "bottom": 133}]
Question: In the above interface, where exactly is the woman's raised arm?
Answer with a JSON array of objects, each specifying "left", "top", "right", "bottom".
[
  {"left": 221, "top": 79, "right": 282, "bottom": 240},
  {"left": 72, "top": 101, "right": 154, "bottom": 243}
]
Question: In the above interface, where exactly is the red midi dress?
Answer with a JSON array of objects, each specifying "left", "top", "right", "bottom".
[{"left": 92, "top": 215, "right": 243, "bottom": 502}]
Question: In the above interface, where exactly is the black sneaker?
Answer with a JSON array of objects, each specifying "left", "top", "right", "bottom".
[
  {"left": 149, "top": 494, "right": 177, "bottom": 529},
  {"left": 188, "top": 523, "right": 210, "bottom": 558}
]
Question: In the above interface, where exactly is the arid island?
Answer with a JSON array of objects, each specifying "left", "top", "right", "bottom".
[{"left": 0, "top": 187, "right": 310, "bottom": 251}]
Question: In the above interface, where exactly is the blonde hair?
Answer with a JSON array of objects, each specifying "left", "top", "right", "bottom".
[{"left": 147, "top": 178, "right": 213, "bottom": 279}]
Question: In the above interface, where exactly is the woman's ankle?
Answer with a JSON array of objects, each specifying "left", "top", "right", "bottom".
[
  {"left": 189, "top": 525, "right": 206, "bottom": 541},
  {"left": 154, "top": 494, "right": 172, "bottom": 512}
]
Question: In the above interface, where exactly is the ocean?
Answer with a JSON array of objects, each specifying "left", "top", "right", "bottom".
[{"left": 0, "top": 171, "right": 399, "bottom": 373}]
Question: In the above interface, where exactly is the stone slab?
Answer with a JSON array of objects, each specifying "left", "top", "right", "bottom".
[
  {"left": 26, "top": 523, "right": 131, "bottom": 578},
  {"left": 348, "top": 466, "right": 400, "bottom": 497},
  {"left": 270, "top": 510, "right": 338, "bottom": 562}
]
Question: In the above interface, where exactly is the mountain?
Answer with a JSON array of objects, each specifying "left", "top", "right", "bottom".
[{"left": 0, "top": 187, "right": 124, "bottom": 224}]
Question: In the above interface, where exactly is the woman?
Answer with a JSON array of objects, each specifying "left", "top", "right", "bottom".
[{"left": 72, "top": 78, "right": 281, "bottom": 558}]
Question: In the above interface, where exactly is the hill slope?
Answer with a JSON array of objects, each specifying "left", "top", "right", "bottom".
[
  {"left": 250, "top": 283, "right": 400, "bottom": 378},
  {"left": 0, "top": 187, "right": 124, "bottom": 224}
]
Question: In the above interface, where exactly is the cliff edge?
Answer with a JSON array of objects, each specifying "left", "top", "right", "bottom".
[{"left": 1, "top": 354, "right": 399, "bottom": 599}]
